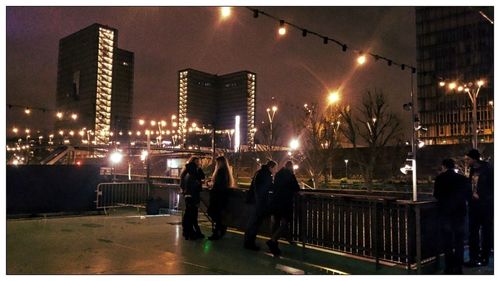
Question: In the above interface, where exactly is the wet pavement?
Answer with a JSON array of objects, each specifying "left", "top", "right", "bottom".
[{"left": 6, "top": 209, "right": 494, "bottom": 275}]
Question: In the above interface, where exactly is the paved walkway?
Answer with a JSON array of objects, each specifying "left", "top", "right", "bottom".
[{"left": 6, "top": 209, "right": 494, "bottom": 275}]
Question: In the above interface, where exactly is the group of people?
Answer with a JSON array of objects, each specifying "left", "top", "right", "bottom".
[
  {"left": 433, "top": 149, "right": 493, "bottom": 274},
  {"left": 180, "top": 155, "right": 234, "bottom": 241},
  {"left": 179, "top": 148, "right": 493, "bottom": 266},
  {"left": 180, "top": 156, "right": 300, "bottom": 256}
]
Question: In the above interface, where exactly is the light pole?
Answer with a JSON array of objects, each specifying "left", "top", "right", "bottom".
[
  {"left": 344, "top": 159, "right": 349, "bottom": 179},
  {"left": 266, "top": 105, "right": 278, "bottom": 151},
  {"left": 439, "top": 79, "right": 485, "bottom": 149}
]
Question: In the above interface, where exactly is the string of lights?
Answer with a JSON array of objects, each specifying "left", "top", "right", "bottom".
[{"left": 245, "top": 7, "right": 417, "bottom": 74}]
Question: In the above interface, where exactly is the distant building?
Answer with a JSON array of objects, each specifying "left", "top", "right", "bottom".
[
  {"left": 56, "top": 23, "right": 134, "bottom": 145},
  {"left": 416, "top": 7, "right": 493, "bottom": 145},
  {"left": 177, "top": 69, "right": 256, "bottom": 148}
]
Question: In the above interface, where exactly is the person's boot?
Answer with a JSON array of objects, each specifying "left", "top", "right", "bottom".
[
  {"left": 266, "top": 240, "right": 281, "bottom": 257},
  {"left": 244, "top": 241, "right": 260, "bottom": 251}
]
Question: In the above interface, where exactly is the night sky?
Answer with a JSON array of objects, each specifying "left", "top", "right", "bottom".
[{"left": 6, "top": 6, "right": 416, "bottom": 141}]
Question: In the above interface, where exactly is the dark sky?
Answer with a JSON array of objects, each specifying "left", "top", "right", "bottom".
[{"left": 6, "top": 6, "right": 416, "bottom": 141}]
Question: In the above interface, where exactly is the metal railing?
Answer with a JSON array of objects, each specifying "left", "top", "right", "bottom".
[
  {"left": 291, "top": 192, "right": 439, "bottom": 271},
  {"left": 94, "top": 183, "right": 439, "bottom": 272},
  {"left": 96, "top": 182, "right": 150, "bottom": 209}
]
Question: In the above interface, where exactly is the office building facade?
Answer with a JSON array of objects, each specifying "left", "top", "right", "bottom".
[
  {"left": 56, "top": 23, "right": 134, "bottom": 145},
  {"left": 416, "top": 7, "right": 493, "bottom": 145},
  {"left": 178, "top": 69, "right": 256, "bottom": 148}
]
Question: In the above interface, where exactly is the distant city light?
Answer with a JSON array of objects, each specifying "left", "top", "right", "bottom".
[
  {"left": 69, "top": 131, "right": 75, "bottom": 136},
  {"left": 25, "top": 129, "right": 30, "bottom": 134},
  {"left": 171, "top": 114, "right": 177, "bottom": 120},
  {"left": 12, "top": 127, "right": 18, "bottom": 134},
  {"left": 56, "top": 112, "right": 63, "bottom": 119},
  {"left": 234, "top": 115, "right": 240, "bottom": 152},
  {"left": 293, "top": 165, "right": 299, "bottom": 170},
  {"left": 439, "top": 81, "right": 446, "bottom": 87},
  {"left": 24, "top": 108, "right": 31, "bottom": 115},
  {"left": 110, "top": 151, "right": 123, "bottom": 164},
  {"left": 448, "top": 82, "right": 456, "bottom": 90},
  {"left": 71, "top": 113, "right": 78, "bottom": 120},
  {"left": 139, "top": 119, "right": 145, "bottom": 125},
  {"left": 289, "top": 139, "right": 300, "bottom": 150},
  {"left": 59, "top": 130, "right": 64, "bottom": 136},
  {"left": 150, "top": 120, "right": 156, "bottom": 126},
  {"left": 140, "top": 150, "right": 148, "bottom": 161},
  {"left": 160, "top": 120, "right": 167, "bottom": 126},
  {"left": 272, "top": 106, "right": 278, "bottom": 112},
  {"left": 477, "top": 80, "right": 485, "bottom": 86}
]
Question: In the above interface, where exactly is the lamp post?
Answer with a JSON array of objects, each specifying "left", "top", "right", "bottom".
[
  {"left": 344, "top": 159, "right": 349, "bottom": 179},
  {"left": 439, "top": 79, "right": 485, "bottom": 149},
  {"left": 266, "top": 105, "right": 278, "bottom": 151}
]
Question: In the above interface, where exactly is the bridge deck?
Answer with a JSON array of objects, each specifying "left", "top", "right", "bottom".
[{"left": 6, "top": 209, "right": 493, "bottom": 275}]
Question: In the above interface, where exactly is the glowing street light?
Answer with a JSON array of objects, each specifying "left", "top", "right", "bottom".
[
  {"left": 71, "top": 113, "right": 78, "bottom": 120},
  {"left": 289, "top": 138, "right": 300, "bottom": 150},
  {"left": 438, "top": 79, "right": 487, "bottom": 149},
  {"left": 110, "top": 151, "right": 123, "bottom": 164},
  {"left": 12, "top": 127, "right": 18, "bottom": 134},
  {"left": 171, "top": 114, "right": 177, "bottom": 120},
  {"left": 138, "top": 119, "right": 145, "bottom": 126},
  {"left": 327, "top": 91, "right": 340, "bottom": 105},
  {"left": 56, "top": 112, "right": 63, "bottom": 119},
  {"left": 220, "top": 7, "right": 231, "bottom": 19},
  {"left": 25, "top": 129, "right": 30, "bottom": 134},
  {"left": 24, "top": 108, "right": 31, "bottom": 115}
]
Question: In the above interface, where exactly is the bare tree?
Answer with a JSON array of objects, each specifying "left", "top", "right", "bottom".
[
  {"left": 339, "top": 90, "right": 402, "bottom": 191},
  {"left": 292, "top": 103, "right": 342, "bottom": 188}
]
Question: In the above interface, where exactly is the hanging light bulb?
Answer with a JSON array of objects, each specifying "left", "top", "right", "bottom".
[
  {"left": 357, "top": 53, "right": 366, "bottom": 65},
  {"left": 278, "top": 20, "right": 286, "bottom": 36},
  {"left": 220, "top": 7, "right": 231, "bottom": 19}
]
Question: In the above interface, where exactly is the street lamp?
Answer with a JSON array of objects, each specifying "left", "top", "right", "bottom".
[
  {"left": 344, "top": 159, "right": 349, "bottom": 178},
  {"left": 289, "top": 138, "right": 300, "bottom": 150},
  {"left": 438, "top": 79, "right": 486, "bottom": 149},
  {"left": 266, "top": 104, "right": 278, "bottom": 151},
  {"left": 327, "top": 91, "right": 340, "bottom": 105},
  {"left": 109, "top": 150, "right": 123, "bottom": 181}
]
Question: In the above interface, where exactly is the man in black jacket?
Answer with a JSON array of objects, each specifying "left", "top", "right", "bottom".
[
  {"left": 434, "top": 158, "right": 471, "bottom": 274},
  {"left": 243, "top": 160, "right": 277, "bottom": 251},
  {"left": 464, "top": 149, "right": 494, "bottom": 267},
  {"left": 266, "top": 161, "right": 300, "bottom": 256}
]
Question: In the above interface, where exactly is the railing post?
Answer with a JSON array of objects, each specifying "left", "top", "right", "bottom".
[
  {"left": 300, "top": 193, "right": 306, "bottom": 256},
  {"left": 415, "top": 203, "right": 422, "bottom": 274},
  {"left": 372, "top": 201, "right": 382, "bottom": 270}
]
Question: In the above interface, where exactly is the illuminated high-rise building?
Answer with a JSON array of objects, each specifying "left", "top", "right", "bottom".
[
  {"left": 177, "top": 69, "right": 256, "bottom": 148},
  {"left": 56, "top": 23, "right": 134, "bottom": 144},
  {"left": 416, "top": 7, "right": 493, "bottom": 145}
]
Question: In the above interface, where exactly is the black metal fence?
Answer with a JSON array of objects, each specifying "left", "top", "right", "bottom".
[{"left": 144, "top": 184, "right": 439, "bottom": 272}]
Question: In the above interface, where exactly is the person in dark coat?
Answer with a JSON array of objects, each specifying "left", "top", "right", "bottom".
[
  {"left": 181, "top": 158, "right": 205, "bottom": 240},
  {"left": 266, "top": 161, "right": 300, "bottom": 256},
  {"left": 433, "top": 158, "right": 471, "bottom": 274},
  {"left": 207, "top": 156, "right": 235, "bottom": 240},
  {"left": 464, "top": 149, "right": 494, "bottom": 267},
  {"left": 243, "top": 160, "right": 277, "bottom": 251}
]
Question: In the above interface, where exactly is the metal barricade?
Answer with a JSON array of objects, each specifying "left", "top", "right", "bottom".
[{"left": 96, "top": 182, "right": 150, "bottom": 209}]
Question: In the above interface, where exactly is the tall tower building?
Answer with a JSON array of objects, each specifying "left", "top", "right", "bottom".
[
  {"left": 416, "top": 7, "right": 493, "bottom": 146},
  {"left": 178, "top": 69, "right": 256, "bottom": 148},
  {"left": 56, "top": 23, "right": 134, "bottom": 145}
]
